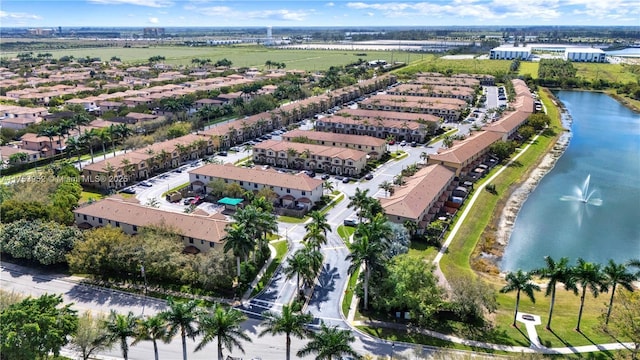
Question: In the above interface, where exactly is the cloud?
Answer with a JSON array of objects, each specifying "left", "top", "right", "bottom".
[
  {"left": 186, "top": 4, "right": 310, "bottom": 22},
  {"left": 346, "top": 1, "right": 561, "bottom": 20},
  {"left": 87, "top": 0, "right": 173, "bottom": 7},
  {"left": 326, "top": 2, "right": 335, "bottom": 6},
  {"left": 0, "top": 10, "right": 42, "bottom": 20},
  {"left": 148, "top": 17, "right": 159, "bottom": 23}
]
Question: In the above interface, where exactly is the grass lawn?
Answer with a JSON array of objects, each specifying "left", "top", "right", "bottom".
[
  {"left": 396, "top": 57, "right": 512, "bottom": 78},
  {"left": 251, "top": 240, "right": 288, "bottom": 297},
  {"left": 337, "top": 225, "right": 355, "bottom": 243},
  {"left": 162, "top": 182, "right": 189, "bottom": 197},
  {"left": 0, "top": 45, "right": 427, "bottom": 71},
  {"left": 342, "top": 268, "right": 360, "bottom": 318},
  {"left": 79, "top": 189, "right": 106, "bottom": 204},
  {"left": 407, "top": 239, "right": 438, "bottom": 262},
  {"left": 278, "top": 215, "right": 306, "bottom": 224},
  {"left": 518, "top": 62, "right": 539, "bottom": 79}
]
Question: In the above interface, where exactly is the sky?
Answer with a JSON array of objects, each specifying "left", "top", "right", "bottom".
[{"left": 1, "top": 0, "right": 639, "bottom": 28}]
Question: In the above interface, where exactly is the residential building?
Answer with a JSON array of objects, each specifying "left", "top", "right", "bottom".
[
  {"left": 189, "top": 163, "right": 324, "bottom": 210},
  {"left": 387, "top": 84, "right": 475, "bottom": 103},
  {"left": 252, "top": 139, "right": 368, "bottom": 176},
  {"left": 282, "top": 129, "right": 387, "bottom": 160},
  {"left": 73, "top": 198, "right": 229, "bottom": 253},
  {"left": 360, "top": 94, "right": 466, "bottom": 122},
  {"left": 427, "top": 130, "right": 503, "bottom": 177},
  {"left": 380, "top": 164, "right": 456, "bottom": 227},
  {"left": 0, "top": 145, "right": 41, "bottom": 164}
]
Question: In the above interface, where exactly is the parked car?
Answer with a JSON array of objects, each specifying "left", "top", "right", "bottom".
[
  {"left": 217, "top": 151, "right": 228, "bottom": 156},
  {"left": 388, "top": 140, "right": 395, "bottom": 145},
  {"left": 121, "top": 187, "right": 136, "bottom": 194},
  {"left": 342, "top": 177, "right": 351, "bottom": 183},
  {"left": 139, "top": 181, "right": 152, "bottom": 187},
  {"left": 364, "top": 173, "right": 374, "bottom": 180},
  {"left": 410, "top": 141, "right": 417, "bottom": 147},
  {"left": 400, "top": 140, "right": 407, "bottom": 146},
  {"left": 343, "top": 218, "right": 358, "bottom": 227},
  {"left": 321, "top": 174, "right": 331, "bottom": 180}
]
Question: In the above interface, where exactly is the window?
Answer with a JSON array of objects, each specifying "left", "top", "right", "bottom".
[
  {"left": 189, "top": 238, "right": 194, "bottom": 244},
  {"left": 133, "top": 225, "right": 138, "bottom": 231},
  {"left": 209, "top": 242, "right": 214, "bottom": 248},
  {"left": 115, "top": 222, "right": 120, "bottom": 227},
  {"left": 83, "top": 215, "right": 87, "bottom": 221},
  {"left": 98, "top": 218, "right": 103, "bottom": 224},
  {"left": 302, "top": 191, "right": 306, "bottom": 195},
  {"left": 196, "top": 175, "right": 200, "bottom": 179},
  {"left": 286, "top": 189, "right": 291, "bottom": 193},
  {"left": 240, "top": 181, "right": 244, "bottom": 186},
  {"left": 254, "top": 183, "right": 258, "bottom": 188}
]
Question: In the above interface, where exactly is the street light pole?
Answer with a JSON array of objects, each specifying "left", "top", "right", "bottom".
[{"left": 140, "top": 265, "right": 148, "bottom": 315}]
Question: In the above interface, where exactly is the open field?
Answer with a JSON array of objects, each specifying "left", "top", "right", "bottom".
[
  {"left": 574, "top": 62, "right": 639, "bottom": 84},
  {"left": 397, "top": 56, "right": 512, "bottom": 77},
  {"left": 1, "top": 45, "right": 426, "bottom": 71}
]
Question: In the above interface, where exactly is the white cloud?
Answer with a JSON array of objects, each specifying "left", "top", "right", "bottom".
[
  {"left": 326, "top": 2, "right": 335, "bottom": 6},
  {"left": 186, "top": 4, "right": 310, "bottom": 22},
  {"left": 88, "top": 0, "right": 173, "bottom": 8},
  {"left": 148, "top": 17, "right": 159, "bottom": 23},
  {"left": 0, "top": 10, "right": 42, "bottom": 20}
]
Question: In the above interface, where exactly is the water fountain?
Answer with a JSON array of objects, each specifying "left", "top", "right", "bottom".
[{"left": 560, "top": 174, "right": 603, "bottom": 206}]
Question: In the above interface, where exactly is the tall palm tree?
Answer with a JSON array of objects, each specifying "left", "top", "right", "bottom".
[
  {"left": 104, "top": 310, "right": 140, "bottom": 360},
  {"left": 195, "top": 303, "right": 251, "bottom": 360},
  {"left": 38, "top": 126, "right": 58, "bottom": 156},
  {"left": 378, "top": 180, "right": 394, "bottom": 197},
  {"left": 223, "top": 223, "right": 255, "bottom": 278},
  {"left": 80, "top": 129, "right": 98, "bottom": 163},
  {"left": 259, "top": 305, "right": 313, "bottom": 360},
  {"left": 572, "top": 258, "right": 607, "bottom": 332},
  {"left": 303, "top": 225, "right": 327, "bottom": 250},
  {"left": 531, "top": 256, "right": 576, "bottom": 330},
  {"left": 98, "top": 129, "right": 111, "bottom": 160},
  {"left": 161, "top": 298, "right": 200, "bottom": 360},
  {"left": 65, "top": 136, "right": 83, "bottom": 167},
  {"left": 323, "top": 180, "right": 334, "bottom": 194},
  {"left": 306, "top": 210, "right": 331, "bottom": 237},
  {"left": 132, "top": 314, "right": 170, "bottom": 360},
  {"left": 283, "top": 249, "right": 309, "bottom": 295},
  {"left": 346, "top": 228, "right": 389, "bottom": 310},
  {"left": 500, "top": 270, "right": 540, "bottom": 327},
  {"left": 300, "top": 245, "right": 324, "bottom": 290},
  {"left": 403, "top": 220, "right": 419, "bottom": 239},
  {"left": 296, "top": 322, "right": 359, "bottom": 360},
  {"left": 347, "top": 187, "right": 370, "bottom": 223},
  {"left": 603, "top": 259, "right": 636, "bottom": 325}
]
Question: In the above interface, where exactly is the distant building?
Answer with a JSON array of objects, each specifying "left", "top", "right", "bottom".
[
  {"left": 143, "top": 28, "right": 165, "bottom": 37},
  {"left": 489, "top": 45, "right": 531, "bottom": 60},
  {"left": 564, "top": 47, "right": 606, "bottom": 63}
]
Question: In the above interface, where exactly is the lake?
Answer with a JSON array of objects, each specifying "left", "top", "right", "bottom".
[{"left": 501, "top": 91, "right": 640, "bottom": 271}]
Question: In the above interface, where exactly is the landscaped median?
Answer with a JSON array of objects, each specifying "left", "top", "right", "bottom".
[{"left": 249, "top": 239, "right": 288, "bottom": 297}]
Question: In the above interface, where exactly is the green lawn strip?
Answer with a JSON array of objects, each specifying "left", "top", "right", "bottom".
[
  {"left": 356, "top": 325, "right": 619, "bottom": 359},
  {"left": 320, "top": 193, "right": 345, "bottom": 215},
  {"left": 356, "top": 325, "right": 514, "bottom": 356},
  {"left": 337, "top": 225, "right": 355, "bottom": 243},
  {"left": 234, "top": 155, "right": 252, "bottom": 165},
  {"left": 407, "top": 239, "right": 438, "bottom": 262},
  {"left": 161, "top": 182, "right": 189, "bottom": 197},
  {"left": 341, "top": 268, "right": 360, "bottom": 318},
  {"left": 428, "top": 128, "right": 459, "bottom": 145},
  {"left": 278, "top": 215, "right": 307, "bottom": 224},
  {"left": 250, "top": 240, "right": 288, "bottom": 297}
]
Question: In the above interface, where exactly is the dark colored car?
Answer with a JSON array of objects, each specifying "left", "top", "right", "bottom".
[
  {"left": 321, "top": 174, "right": 330, "bottom": 180},
  {"left": 121, "top": 187, "right": 136, "bottom": 194},
  {"left": 364, "top": 173, "right": 374, "bottom": 180},
  {"left": 218, "top": 151, "right": 228, "bottom": 156}
]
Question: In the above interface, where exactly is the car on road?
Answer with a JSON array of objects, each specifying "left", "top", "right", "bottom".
[
  {"left": 342, "top": 177, "right": 350, "bottom": 183},
  {"left": 321, "top": 174, "right": 330, "bottom": 180},
  {"left": 217, "top": 151, "right": 228, "bottom": 156},
  {"left": 364, "top": 173, "right": 374, "bottom": 180},
  {"left": 139, "top": 181, "right": 152, "bottom": 187},
  {"left": 400, "top": 140, "right": 407, "bottom": 146},
  {"left": 410, "top": 141, "right": 417, "bottom": 147},
  {"left": 343, "top": 218, "right": 358, "bottom": 227},
  {"left": 388, "top": 140, "right": 395, "bottom": 145},
  {"left": 121, "top": 187, "right": 136, "bottom": 194}
]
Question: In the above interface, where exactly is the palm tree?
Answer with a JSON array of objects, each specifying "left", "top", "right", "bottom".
[
  {"left": 346, "top": 220, "right": 390, "bottom": 310},
  {"left": 161, "top": 298, "right": 200, "bottom": 360},
  {"left": 259, "top": 305, "right": 313, "bottom": 360},
  {"left": 80, "top": 129, "right": 98, "bottom": 163},
  {"left": 303, "top": 225, "right": 327, "bottom": 250},
  {"left": 306, "top": 211, "right": 330, "bottom": 235},
  {"left": 628, "top": 258, "right": 640, "bottom": 278},
  {"left": 403, "top": 220, "right": 419, "bottom": 239},
  {"left": 104, "top": 310, "right": 139, "bottom": 360},
  {"left": 347, "top": 187, "right": 370, "bottom": 223},
  {"left": 323, "top": 180, "right": 334, "bottom": 194},
  {"left": 65, "top": 136, "right": 83, "bottom": 167},
  {"left": 38, "top": 126, "right": 58, "bottom": 156},
  {"left": 223, "top": 223, "right": 255, "bottom": 278},
  {"left": 196, "top": 303, "right": 251, "bottom": 360},
  {"left": 378, "top": 180, "right": 394, "bottom": 197},
  {"left": 132, "top": 314, "right": 170, "bottom": 360},
  {"left": 98, "top": 129, "right": 111, "bottom": 160},
  {"left": 300, "top": 245, "right": 324, "bottom": 290},
  {"left": 283, "top": 249, "right": 309, "bottom": 295},
  {"left": 532, "top": 256, "right": 576, "bottom": 330},
  {"left": 500, "top": 270, "right": 540, "bottom": 327},
  {"left": 296, "top": 322, "right": 359, "bottom": 360},
  {"left": 603, "top": 259, "right": 636, "bottom": 325},
  {"left": 572, "top": 258, "right": 607, "bottom": 332}
]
